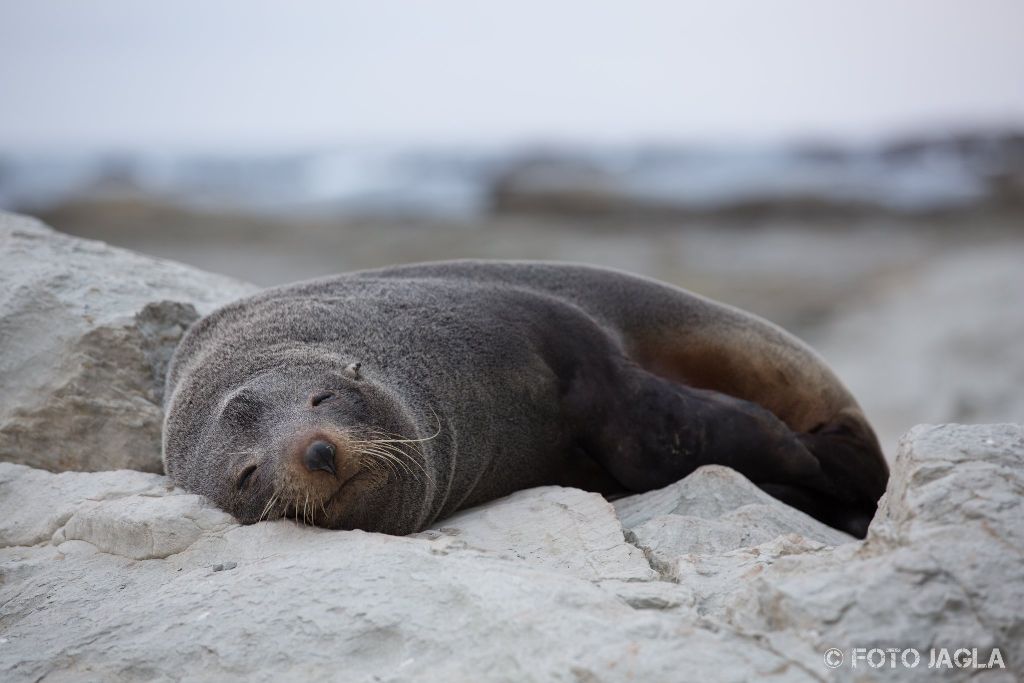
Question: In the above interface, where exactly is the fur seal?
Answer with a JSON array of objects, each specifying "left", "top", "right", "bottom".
[{"left": 162, "top": 260, "right": 888, "bottom": 537}]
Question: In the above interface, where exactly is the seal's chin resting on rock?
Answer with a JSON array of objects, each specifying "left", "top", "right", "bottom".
[
  {"left": 165, "top": 358, "right": 434, "bottom": 534},
  {"left": 162, "top": 260, "right": 889, "bottom": 538},
  {"left": 230, "top": 408, "right": 437, "bottom": 533}
]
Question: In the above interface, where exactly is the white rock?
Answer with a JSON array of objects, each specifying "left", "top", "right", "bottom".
[
  {"left": 0, "top": 212, "right": 258, "bottom": 473},
  {"left": 0, "top": 462, "right": 168, "bottom": 547},
  {"left": 705, "top": 424, "right": 1024, "bottom": 682},
  {"left": 0, "top": 462, "right": 803, "bottom": 682},
  {"left": 0, "top": 421, "right": 1020, "bottom": 682},
  {"left": 59, "top": 493, "right": 234, "bottom": 560},
  {"left": 816, "top": 243, "right": 1024, "bottom": 456},
  {"left": 614, "top": 465, "right": 853, "bottom": 562},
  {"left": 416, "top": 485, "right": 656, "bottom": 581}
]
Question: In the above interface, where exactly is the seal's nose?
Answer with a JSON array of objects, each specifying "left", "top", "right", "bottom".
[{"left": 303, "top": 441, "right": 337, "bottom": 476}]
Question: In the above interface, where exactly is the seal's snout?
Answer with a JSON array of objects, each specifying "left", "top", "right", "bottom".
[{"left": 303, "top": 440, "right": 337, "bottom": 476}]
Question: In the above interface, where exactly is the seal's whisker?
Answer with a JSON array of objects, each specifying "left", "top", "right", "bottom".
[
  {"left": 350, "top": 435, "right": 431, "bottom": 475},
  {"left": 353, "top": 407, "right": 443, "bottom": 446},
  {"left": 258, "top": 491, "right": 278, "bottom": 522},
  {"left": 359, "top": 444, "right": 413, "bottom": 472},
  {"left": 357, "top": 448, "right": 400, "bottom": 479},
  {"left": 359, "top": 458, "right": 383, "bottom": 478},
  {"left": 353, "top": 428, "right": 429, "bottom": 451},
  {"left": 354, "top": 430, "right": 439, "bottom": 445},
  {"left": 355, "top": 440, "right": 435, "bottom": 486},
  {"left": 351, "top": 441, "right": 426, "bottom": 472},
  {"left": 386, "top": 446, "right": 435, "bottom": 487},
  {"left": 362, "top": 448, "right": 412, "bottom": 480},
  {"left": 359, "top": 445, "right": 420, "bottom": 481},
  {"left": 354, "top": 446, "right": 392, "bottom": 474},
  {"left": 364, "top": 460, "right": 391, "bottom": 484}
]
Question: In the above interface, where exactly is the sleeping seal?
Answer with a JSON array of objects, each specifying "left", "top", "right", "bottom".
[{"left": 162, "top": 260, "right": 888, "bottom": 537}]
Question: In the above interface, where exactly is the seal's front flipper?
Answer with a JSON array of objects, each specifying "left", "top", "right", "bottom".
[{"left": 571, "top": 365, "right": 873, "bottom": 535}]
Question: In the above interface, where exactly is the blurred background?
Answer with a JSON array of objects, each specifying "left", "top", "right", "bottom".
[{"left": 1, "top": 0, "right": 1022, "bottom": 454}]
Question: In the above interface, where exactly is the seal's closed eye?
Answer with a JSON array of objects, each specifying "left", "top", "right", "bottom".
[
  {"left": 310, "top": 391, "right": 335, "bottom": 407},
  {"left": 236, "top": 464, "right": 258, "bottom": 490}
]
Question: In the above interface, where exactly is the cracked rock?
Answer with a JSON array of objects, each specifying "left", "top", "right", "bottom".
[
  {"left": 0, "top": 424, "right": 1019, "bottom": 682},
  {"left": 416, "top": 485, "right": 656, "bottom": 582},
  {"left": 615, "top": 465, "right": 853, "bottom": 563},
  {"left": 0, "top": 212, "right": 257, "bottom": 473},
  {"left": 58, "top": 494, "right": 234, "bottom": 560}
]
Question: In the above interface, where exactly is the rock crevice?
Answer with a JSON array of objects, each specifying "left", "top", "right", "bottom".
[{"left": 0, "top": 211, "right": 257, "bottom": 473}]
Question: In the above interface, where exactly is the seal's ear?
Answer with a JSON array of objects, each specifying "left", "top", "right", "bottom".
[{"left": 343, "top": 362, "right": 362, "bottom": 380}]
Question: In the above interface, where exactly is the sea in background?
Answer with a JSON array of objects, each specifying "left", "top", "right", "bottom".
[
  {"left": 3, "top": 130, "right": 1022, "bottom": 220},
  {"left": 2, "top": 129, "right": 1022, "bottom": 455}
]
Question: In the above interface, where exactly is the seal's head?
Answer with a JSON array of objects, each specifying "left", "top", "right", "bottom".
[{"left": 163, "top": 348, "right": 434, "bottom": 534}]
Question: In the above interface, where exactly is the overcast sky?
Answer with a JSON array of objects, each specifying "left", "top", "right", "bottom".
[{"left": 1, "top": 0, "right": 1022, "bottom": 152}]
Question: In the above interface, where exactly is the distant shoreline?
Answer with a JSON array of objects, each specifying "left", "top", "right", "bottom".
[{"left": 4, "top": 130, "right": 1022, "bottom": 223}]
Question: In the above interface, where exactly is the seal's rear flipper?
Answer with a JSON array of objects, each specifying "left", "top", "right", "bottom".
[
  {"left": 791, "top": 415, "right": 889, "bottom": 537},
  {"left": 750, "top": 418, "right": 888, "bottom": 538},
  {"left": 572, "top": 366, "right": 883, "bottom": 537},
  {"left": 757, "top": 483, "right": 874, "bottom": 538}
]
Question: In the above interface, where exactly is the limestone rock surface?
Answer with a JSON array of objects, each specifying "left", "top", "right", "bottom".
[
  {"left": 1, "top": 423, "right": 1020, "bottom": 682},
  {"left": 0, "top": 212, "right": 258, "bottom": 473}
]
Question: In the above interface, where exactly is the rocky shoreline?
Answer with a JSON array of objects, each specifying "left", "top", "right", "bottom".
[
  {"left": 1, "top": 424, "right": 1020, "bottom": 681},
  {"left": 0, "top": 212, "right": 1021, "bottom": 681}
]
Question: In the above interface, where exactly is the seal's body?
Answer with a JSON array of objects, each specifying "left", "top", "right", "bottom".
[{"left": 163, "top": 261, "right": 888, "bottom": 537}]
